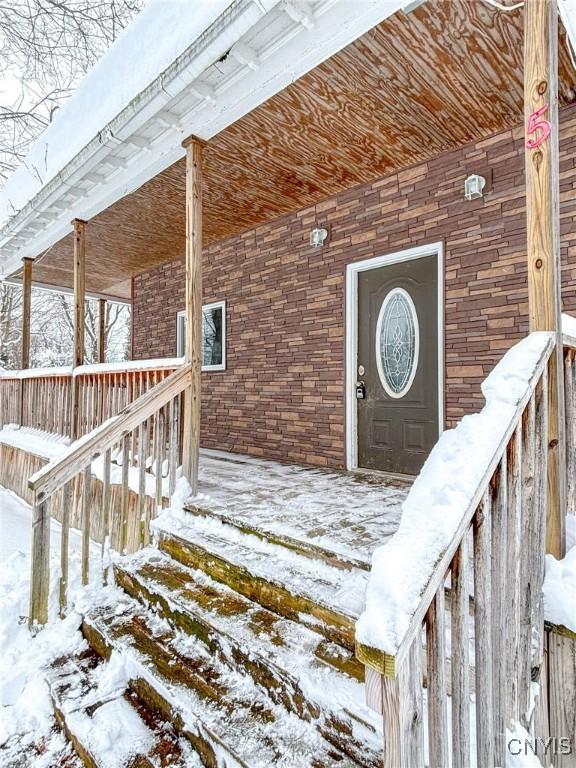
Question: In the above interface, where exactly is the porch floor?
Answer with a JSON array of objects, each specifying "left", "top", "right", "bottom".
[{"left": 192, "top": 449, "right": 410, "bottom": 569}]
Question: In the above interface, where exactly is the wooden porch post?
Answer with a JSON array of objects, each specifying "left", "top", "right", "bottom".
[
  {"left": 21, "top": 257, "right": 33, "bottom": 369},
  {"left": 181, "top": 135, "right": 206, "bottom": 495},
  {"left": 524, "top": 0, "right": 566, "bottom": 558},
  {"left": 71, "top": 219, "right": 86, "bottom": 439},
  {"left": 98, "top": 298, "right": 106, "bottom": 364},
  {"left": 19, "top": 257, "right": 33, "bottom": 427}
]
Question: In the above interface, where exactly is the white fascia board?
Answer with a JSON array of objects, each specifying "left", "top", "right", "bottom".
[{"left": 0, "top": 0, "right": 408, "bottom": 281}]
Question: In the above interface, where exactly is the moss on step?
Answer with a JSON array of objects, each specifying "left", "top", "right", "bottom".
[
  {"left": 114, "top": 563, "right": 318, "bottom": 720},
  {"left": 159, "top": 531, "right": 356, "bottom": 651},
  {"left": 82, "top": 604, "right": 378, "bottom": 768}
]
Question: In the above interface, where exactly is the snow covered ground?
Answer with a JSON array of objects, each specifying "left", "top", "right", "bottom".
[{"left": 0, "top": 488, "right": 87, "bottom": 767}]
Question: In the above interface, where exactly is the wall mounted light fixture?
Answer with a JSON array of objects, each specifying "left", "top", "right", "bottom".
[
  {"left": 464, "top": 174, "right": 487, "bottom": 201},
  {"left": 310, "top": 227, "right": 328, "bottom": 248}
]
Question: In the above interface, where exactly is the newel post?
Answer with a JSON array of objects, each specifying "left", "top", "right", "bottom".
[
  {"left": 28, "top": 498, "right": 50, "bottom": 629},
  {"left": 524, "top": 0, "right": 566, "bottom": 558},
  {"left": 359, "top": 643, "right": 424, "bottom": 767},
  {"left": 182, "top": 135, "right": 206, "bottom": 495}
]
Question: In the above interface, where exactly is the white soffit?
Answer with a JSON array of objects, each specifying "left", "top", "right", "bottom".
[{"left": 0, "top": 0, "right": 409, "bottom": 281}]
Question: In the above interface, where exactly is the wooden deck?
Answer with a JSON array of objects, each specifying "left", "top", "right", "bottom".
[{"left": 190, "top": 449, "right": 410, "bottom": 569}]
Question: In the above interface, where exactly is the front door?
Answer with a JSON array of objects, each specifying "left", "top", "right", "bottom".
[{"left": 356, "top": 254, "right": 439, "bottom": 475}]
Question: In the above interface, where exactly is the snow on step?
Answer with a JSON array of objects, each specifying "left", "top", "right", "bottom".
[
  {"left": 189, "top": 448, "right": 407, "bottom": 568},
  {"left": 114, "top": 548, "right": 382, "bottom": 761},
  {"left": 155, "top": 512, "right": 368, "bottom": 649},
  {"left": 82, "top": 589, "right": 372, "bottom": 768},
  {"left": 47, "top": 652, "right": 197, "bottom": 768}
]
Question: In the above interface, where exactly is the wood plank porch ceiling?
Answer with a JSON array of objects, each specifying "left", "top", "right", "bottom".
[{"left": 16, "top": 0, "right": 575, "bottom": 300}]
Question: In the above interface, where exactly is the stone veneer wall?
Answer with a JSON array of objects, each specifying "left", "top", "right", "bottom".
[{"left": 132, "top": 106, "right": 576, "bottom": 469}]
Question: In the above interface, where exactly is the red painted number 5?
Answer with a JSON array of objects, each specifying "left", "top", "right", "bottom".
[{"left": 526, "top": 104, "right": 551, "bottom": 149}]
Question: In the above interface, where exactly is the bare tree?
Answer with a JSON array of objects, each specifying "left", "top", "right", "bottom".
[
  {"left": 0, "top": 283, "right": 22, "bottom": 367},
  {"left": 0, "top": 285, "right": 130, "bottom": 370},
  {"left": 0, "top": 0, "right": 143, "bottom": 182},
  {"left": 38, "top": 292, "right": 130, "bottom": 366}
]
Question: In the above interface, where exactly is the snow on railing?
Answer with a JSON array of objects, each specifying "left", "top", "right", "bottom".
[
  {"left": 0, "top": 365, "right": 72, "bottom": 379},
  {"left": 356, "top": 331, "right": 556, "bottom": 768},
  {"left": 73, "top": 357, "right": 183, "bottom": 376}
]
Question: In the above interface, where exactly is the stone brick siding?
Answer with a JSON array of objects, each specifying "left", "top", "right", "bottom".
[{"left": 132, "top": 106, "right": 576, "bottom": 469}]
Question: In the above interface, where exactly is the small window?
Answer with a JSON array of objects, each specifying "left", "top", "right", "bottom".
[
  {"left": 375, "top": 288, "right": 419, "bottom": 399},
  {"left": 177, "top": 301, "right": 226, "bottom": 371}
]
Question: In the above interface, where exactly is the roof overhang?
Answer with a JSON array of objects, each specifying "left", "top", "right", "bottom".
[{"left": 0, "top": 0, "right": 411, "bottom": 293}]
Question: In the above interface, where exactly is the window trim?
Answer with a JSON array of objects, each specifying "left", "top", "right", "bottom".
[{"left": 176, "top": 300, "right": 226, "bottom": 371}]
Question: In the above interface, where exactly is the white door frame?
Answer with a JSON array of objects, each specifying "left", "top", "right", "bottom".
[{"left": 345, "top": 242, "right": 444, "bottom": 471}]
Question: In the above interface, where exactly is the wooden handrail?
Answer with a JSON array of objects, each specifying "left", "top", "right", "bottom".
[{"left": 29, "top": 364, "right": 191, "bottom": 501}]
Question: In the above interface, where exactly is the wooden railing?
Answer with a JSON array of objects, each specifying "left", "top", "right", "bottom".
[
  {"left": 356, "top": 332, "right": 559, "bottom": 767},
  {"left": 74, "top": 359, "right": 181, "bottom": 437},
  {"left": 27, "top": 364, "right": 191, "bottom": 628},
  {"left": 0, "top": 367, "right": 72, "bottom": 433},
  {"left": 0, "top": 359, "right": 181, "bottom": 436}
]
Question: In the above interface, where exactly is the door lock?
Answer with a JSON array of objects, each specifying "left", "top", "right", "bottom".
[{"left": 356, "top": 381, "right": 366, "bottom": 400}]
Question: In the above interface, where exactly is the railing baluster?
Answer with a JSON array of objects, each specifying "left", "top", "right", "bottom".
[
  {"left": 426, "top": 585, "right": 448, "bottom": 767},
  {"left": 139, "top": 420, "right": 148, "bottom": 546},
  {"left": 155, "top": 408, "right": 164, "bottom": 510},
  {"left": 128, "top": 371, "right": 140, "bottom": 464},
  {"left": 506, "top": 424, "right": 522, "bottom": 723},
  {"left": 491, "top": 455, "right": 507, "bottom": 766},
  {"left": 519, "top": 392, "right": 536, "bottom": 721},
  {"left": 59, "top": 482, "right": 72, "bottom": 615},
  {"left": 81, "top": 467, "right": 91, "bottom": 585},
  {"left": 565, "top": 349, "right": 575, "bottom": 515},
  {"left": 168, "top": 396, "right": 179, "bottom": 497},
  {"left": 101, "top": 448, "right": 112, "bottom": 582},
  {"left": 532, "top": 369, "right": 549, "bottom": 669},
  {"left": 451, "top": 539, "right": 470, "bottom": 768},
  {"left": 474, "top": 489, "right": 494, "bottom": 766},
  {"left": 91, "top": 375, "right": 97, "bottom": 431},
  {"left": 120, "top": 434, "right": 130, "bottom": 554}
]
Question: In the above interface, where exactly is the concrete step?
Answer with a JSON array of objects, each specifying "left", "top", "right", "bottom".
[
  {"left": 47, "top": 651, "right": 197, "bottom": 768},
  {"left": 114, "top": 550, "right": 381, "bottom": 763},
  {"left": 82, "top": 592, "right": 378, "bottom": 768},
  {"left": 156, "top": 517, "right": 367, "bottom": 652}
]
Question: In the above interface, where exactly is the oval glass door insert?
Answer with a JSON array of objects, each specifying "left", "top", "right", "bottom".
[{"left": 375, "top": 287, "right": 419, "bottom": 398}]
